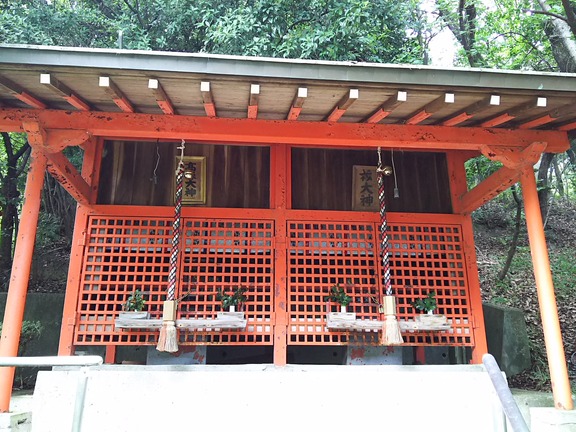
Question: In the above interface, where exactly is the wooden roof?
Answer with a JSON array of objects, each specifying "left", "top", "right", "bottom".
[{"left": 1, "top": 44, "right": 576, "bottom": 131}]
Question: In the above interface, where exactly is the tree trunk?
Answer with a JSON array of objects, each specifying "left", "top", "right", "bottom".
[
  {"left": 0, "top": 133, "right": 30, "bottom": 289},
  {"left": 537, "top": 152, "right": 554, "bottom": 220},
  {"left": 538, "top": 0, "right": 576, "bottom": 72},
  {"left": 497, "top": 185, "right": 522, "bottom": 281}
]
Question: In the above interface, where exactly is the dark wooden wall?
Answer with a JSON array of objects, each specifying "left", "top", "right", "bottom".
[
  {"left": 291, "top": 148, "right": 452, "bottom": 213},
  {"left": 98, "top": 141, "right": 452, "bottom": 213},
  {"left": 98, "top": 141, "right": 270, "bottom": 208}
]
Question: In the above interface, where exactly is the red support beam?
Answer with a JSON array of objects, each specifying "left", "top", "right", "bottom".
[
  {"left": 0, "top": 151, "right": 47, "bottom": 412},
  {"left": 459, "top": 166, "right": 521, "bottom": 214},
  {"left": 0, "top": 109, "right": 570, "bottom": 153},
  {"left": 45, "top": 151, "right": 92, "bottom": 205},
  {"left": 520, "top": 169, "right": 573, "bottom": 410}
]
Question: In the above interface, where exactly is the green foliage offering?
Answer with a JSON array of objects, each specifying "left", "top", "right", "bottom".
[
  {"left": 123, "top": 290, "right": 146, "bottom": 312},
  {"left": 216, "top": 286, "right": 248, "bottom": 310},
  {"left": 411, "top": 291, "right": 437, "bottom": 313},
  {"left": 324, "top": 283, "right": 352, "bottom": 307}
]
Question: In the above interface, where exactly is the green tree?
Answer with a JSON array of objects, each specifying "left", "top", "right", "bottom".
[{"left": 0, "top": 133, "right": 30, "bottom": 286}]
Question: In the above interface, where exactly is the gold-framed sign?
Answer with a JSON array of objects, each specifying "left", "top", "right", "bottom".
[
  {"left": 352, "top": 165, "right": 378, "bottom": 211},
  {"left": 177, "top": 156, "right": 206, "bottom": 205}
]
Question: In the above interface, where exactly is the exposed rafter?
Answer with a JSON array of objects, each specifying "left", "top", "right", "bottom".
[
  {"left": 99, "top": 76, "right": 134, "bottom": 113},
  {"left": 148, "top": 79, "right": 175, "bottom": 115},
  {"left": 200, "top": 81, "right": 216, "bottom": 118},
  {"left": 405, "top": 93, "right": 454, "bottom": 125},
  {"left": 287, "top": 87, "right": 307, "bottom": 121},
  {"left": 248, "top": 84, "right": 260, "bottom": 119},
  {"left": 40, "top": 73, "right": 90, "bottom": 111},
  {"left": 326, "top": 89, "right": 358, "bottom": 122},
  {"left": 481, "top": 97, "right": 547, "bottom": 128},
  {"left": 0, "top": 109, "right": 569, "bottom": 153},
  {"left": 364, "top": 91, "right": 407, "bottom": 123},
  {"left": 518, "top": 102, "right": 576, "bottom": 129},
  {"left": 0, "top": 75, "right": 46, "bottom": 109},
  {"left": 440, "top": 95, "right": 500, "bottom": 127}
]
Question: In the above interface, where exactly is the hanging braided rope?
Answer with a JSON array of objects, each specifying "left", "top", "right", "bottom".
[
  {"left": 377, "top": 149, "right": 392, "bottom": 297},
  {"left": 377, "top": 147, "right": 403, "bottom": 345},
  {"left": 168, "top": 143, "right": 185, "bottom": 302},
  {"left": 157, "top": 140, "right": 185, "bottom": 352}
]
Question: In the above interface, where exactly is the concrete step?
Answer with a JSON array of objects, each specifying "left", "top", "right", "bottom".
[{"left": 31, "top": 364, "right": 506, "bottom": 432}]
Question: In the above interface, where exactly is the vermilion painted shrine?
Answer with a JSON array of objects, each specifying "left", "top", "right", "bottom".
[{"left": 0, "top": 44, "right": 573, "bottom": 412}]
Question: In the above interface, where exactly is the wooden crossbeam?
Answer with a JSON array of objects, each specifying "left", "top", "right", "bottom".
[
  {"left": 45, "top": 151, "right": 91, "bottom": 205},
  {"left": 248, "top": 84, "right": 260, "bottom": 119},
  {"left": 326, "top": 89, "right": 359, "bottom": 122},
  {"left": 287, "top": 87, "right": 307, "bottom": 121},
  {"left": 441, "top": 95, "right": 500, "bottom": 126},
  {"left": 405, "top": 93, "right": 454, "bottom": 125},
  {"left": 0, "top": 109, "right": 569, "bottom": 153},
  {"left": 481, "top": 97, "right": 547, "bottom": 128},
  {"left": 459, "top": 141, "right": 548, "bottom": 214},
  {"left": 99, "top": 76, "right": 134, "bottom": 113},
  {"left": 0, "top": 75, "right": 46, "bottom": 109},
  {"left": 200, "top": 81, "right": 216, "bottom": 118},
  {"left": 364, "top": 91, "right": 407, "bottom": 123},
  {"left": 459, "top": 166, "right": 521, "bottom": 214},
  {"left": 148, "top": 79, "right": 175, "bottom": 115},
  {"left": 40, "top": 73, "right": 90, "bottom": 111}
]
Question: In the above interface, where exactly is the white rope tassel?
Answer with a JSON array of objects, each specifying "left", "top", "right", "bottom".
[{"left": 382, "top": 295, "right": 403, "bottom": 345}]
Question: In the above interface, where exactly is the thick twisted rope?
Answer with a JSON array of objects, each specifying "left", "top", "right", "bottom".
[
  {"left": 377, "top": 147, "right": 392, "bottom": 296},
  {"left": 168, "top": 141, "right": 185, "bottom": 301}
]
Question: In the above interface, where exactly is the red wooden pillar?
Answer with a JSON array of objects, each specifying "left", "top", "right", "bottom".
[
  {"left": 271, "top": 144, "right": 290, "bottom": 365},
  {"left": 0, "top": 150, "right": 47, "bottom": 412},
  {"left": 520, "top": 168, "right": 573, "bottom": 410},
  {"left": 58, "top": 138, "right": 102, "bottom": 356},
  {"left": 446, "top": 152, "right": 488, "bottom": 364}
]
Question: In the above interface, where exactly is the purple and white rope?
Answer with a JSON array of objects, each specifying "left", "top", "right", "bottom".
[
  {"left": 377, "top": 161, "right": 392, "bottom": 296},
  {"left": 168, "top": 158, "right": 184, "bottom": 301}
]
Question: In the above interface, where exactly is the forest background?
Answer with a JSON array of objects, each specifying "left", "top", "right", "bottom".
[{"left": 0, "top": 0, "right": 575, "bottom": 390}]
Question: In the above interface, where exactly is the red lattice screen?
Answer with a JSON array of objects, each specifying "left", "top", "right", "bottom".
[
  {"left": 74, "top": 213, "right": 475, "bottom": 348},
  {"left": 75, "top": 216, "right": 274, "bottom": 345},
  {"left": 286, "top": 220, "right": 474, "bottom": 346}
]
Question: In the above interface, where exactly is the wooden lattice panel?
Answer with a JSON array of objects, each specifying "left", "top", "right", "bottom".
[
  {"left": 75, "top": 217, "right": 171, "bottom": 344},
  {"left": 391, "top": 224, "right": 473, "bottom": 345},
  {"left": 75, "top": 216, "right": 274, "bottom": 345},
  {"left": 178, "top": 219, "right": 274, "bottom": 344},
  {"left": 286, "top": 220, "right": 475, "bottom": 346},
  {"left": 287, "top": 221, "right": 382, "bottom": 345}
]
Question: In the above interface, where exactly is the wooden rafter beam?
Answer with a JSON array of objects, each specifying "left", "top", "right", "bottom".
[
  {"left": 481, "top": 97, "right": 547, "bottom": 128},
  {"left": 441, "top": 95, "right": 500, "bottom": 126},
  {"left": 558, "top": 119, "right": 576, "bottom": 131},
  {"left": 40, "top": 73, "right": 90, "bottom": 111},
  {"left": 0, "top": 75, "right": 46, "bottom": 109},
  {"left": 405, "top": 93, "right": 454, "bottom": 125},
  {"left": 326, "top": 89, "right": 359, "bottom": 122},
  {"left": 200, "top": 81, "right": 216, "bottom": 118},
  {"left": 287, "top": 87, "right": 307, "bottom": 121},
  {"left": 99, "top": 76, "right": 134, "bottom": 113},
  {"left": 364, "top": 91, "right": 407, "bottom": 123},
  {"left": 148, "top": 79, "right": 175, "bottom": 115},
  {"left": 248, "top": 84, "right": 260, "bottom": 119},
  {"left": 519, "top": 102, "right": 576, "bottom": 129},
  {"left": 0, "top": 108, "right": 570, "bottom": 153}
]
